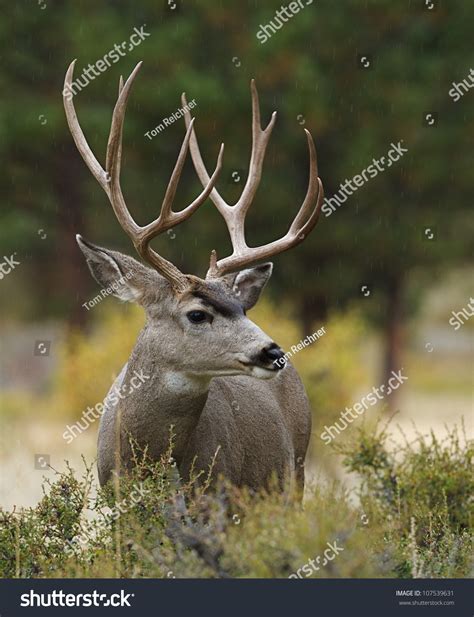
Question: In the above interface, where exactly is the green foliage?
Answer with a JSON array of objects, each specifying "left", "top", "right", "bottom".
[
  {"left": 0, "top": 462, "right": 92, "bottom": 578},
  {"left": 1, "top": 423, "right": 471, "bottom": 579},
  {"left": 0, "top": 1, "right": 472, "bottom": 325},
  {"left": 338, "top": 422, "right": 473, "bottom": 577}
]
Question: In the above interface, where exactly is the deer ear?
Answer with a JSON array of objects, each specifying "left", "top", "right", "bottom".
[
  {"left": 231, "top": 263, "right": 273, "bottom": 310},
  {"left": 76, "top": 235, "right": 161, "bottom": 304}
]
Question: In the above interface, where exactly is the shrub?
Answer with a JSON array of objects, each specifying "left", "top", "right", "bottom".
[
  {"left": 337, "top": 421, "right": 473, "bottom": 578},
  {"left": 1, "top": 423, "right": 471, "bottom": 579}
]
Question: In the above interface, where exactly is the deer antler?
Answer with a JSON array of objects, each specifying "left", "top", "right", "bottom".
[
  {"left": 182, "top": 80, "right": 324, "bottom": 278},
  {"left": 63, "top": 60, "right": 224, "bottom": 292}
]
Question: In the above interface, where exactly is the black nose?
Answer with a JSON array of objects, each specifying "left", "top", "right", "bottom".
[{"left": 261, "top": 343, "right": 286, "bottom": 369}]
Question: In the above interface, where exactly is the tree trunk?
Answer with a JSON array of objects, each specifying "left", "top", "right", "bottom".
[
  {"left": 54, "top": 145, "right": 89, "bottom": 329},
  {"left": 298, "top": 293, "right": 328, "bottom": 338},
  {"left": 383, "top": 276, "right": 404, "bottom": 411}
]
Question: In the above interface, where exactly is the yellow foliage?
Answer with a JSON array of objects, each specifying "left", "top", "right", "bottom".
[{"left": 52, "top": 305, "right": 144, "bottom": 420}]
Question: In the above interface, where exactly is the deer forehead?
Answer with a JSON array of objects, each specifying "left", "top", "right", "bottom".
[{"left": 179, "top": 284, "right": 245, "bottom": 318}]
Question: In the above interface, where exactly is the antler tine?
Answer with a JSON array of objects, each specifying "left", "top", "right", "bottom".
[
  {"left": 182, "top": 79, "right": 276, "bottom": 256},
  {"left": 105, "top": 62, "right": 141, "bottom": 174},
  {"left": 143, "top": 119, "right": 224, "bottom": 235},
  {"left": 288, "top": 129, "right": 320, "bottom": 234},
  {"left": 63, "top": 60, "right": 109, "bottom": 191},
  {"left": 170, "top": 140, "right": 224, "bottom": 226},
  {"left": 105, "top": 62, "right": 143, "bottom": 238},
  {"left": 159, "top": 117, "right": 197, "bottom": 222},
  {"left": 206, "top": 128, "right": 324, "bottom": 278},
  {"left": 113, "top": 74, "right": 125, "bottom": 174},
  {"left": 181, "top": 92, "right": 229, "bottom": 215},
  {"left": 238, "top": 80, "right": 277, "bottom": 216}
]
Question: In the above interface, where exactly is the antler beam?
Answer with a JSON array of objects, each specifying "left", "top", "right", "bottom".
[{"left": 64, "top": 60, "right": 224, "bottom": 292}]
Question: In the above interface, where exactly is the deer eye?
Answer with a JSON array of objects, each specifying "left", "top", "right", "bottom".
[{"left": 186, "top": 310, "right": 211, "bottom": 324}]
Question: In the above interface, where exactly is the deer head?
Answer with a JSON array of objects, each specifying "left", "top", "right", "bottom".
[{"left": 64, "top": 61, "right": 324, "bottom": 380}]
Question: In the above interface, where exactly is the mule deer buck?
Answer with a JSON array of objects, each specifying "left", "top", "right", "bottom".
[{"left": 63, "top": 61, "right": 324, "bottom": 494}]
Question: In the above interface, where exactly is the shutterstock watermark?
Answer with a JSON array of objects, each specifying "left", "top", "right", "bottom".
[
  {"left": 274, "top": 326, "right": 326, "bottom": 368},
  {"left": 0, "top": 253, "right": 20, "bottom": 280},
  {"left": 82, "top": 271, "right": 133, "bottom": 311},
  {"left": 62, "top": 25, "right": 150, "bottom": 101},
  {"left": 288, "top": 539, "right": 344, "bottom": 578},
  {"left": 448, "top": 67, "right": 474, "bottom": 103},
  {"left": 21, "top": 590, "right": 134, "bottom": 608},
  {"left": 256, "top": 0, "right": 314, "bottom": 44},
  {"left": 321, "top": 141, "right": 408, "bottom": 218},
  {"left": 448, "top": 297, "right": 474, "bottom": 330},
  {"left": 62, "top": 369, "right": 150, "bottom": 443},
  {"left": 320, "top": 369, "right": 408, "bottom": 444},
  {"left": 145, "top": 98, "right": 197, "bottom": 140}
]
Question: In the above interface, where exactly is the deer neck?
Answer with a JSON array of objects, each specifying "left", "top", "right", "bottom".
[{"left": 117, "top": 326, "right": 211, "bottom": 465}]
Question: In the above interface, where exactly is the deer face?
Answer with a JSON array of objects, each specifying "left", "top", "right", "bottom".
[
  {"left": 170, "top": 272, "right": 286, "bottom": 378},
  {"left": 77, "top": 237, "right": 286, "bottom": 379}
]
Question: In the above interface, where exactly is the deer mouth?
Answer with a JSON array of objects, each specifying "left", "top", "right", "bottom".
[{"left": 238, "top": 361, "right": 281, "bottom": 376}]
